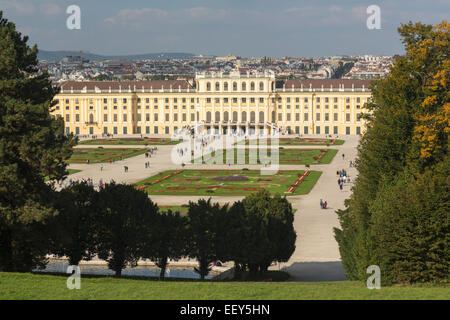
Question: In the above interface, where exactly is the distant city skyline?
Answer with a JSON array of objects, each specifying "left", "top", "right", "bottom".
[{"left": 1, "top": 0, "right": 448, "bottom": 57}]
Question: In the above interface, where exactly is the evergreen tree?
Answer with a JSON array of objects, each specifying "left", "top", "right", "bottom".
[
  {"left": 186, "top": 198, "right": 226, "bottom": 280},
  {"left": 0, "top": 11, "right": 75, "bottom": 272},
  {"left": 96, "top": 182, "right": 158, "bottom": 277},
  {"left": 144, "top": 209, "right": 188, "bottom": 280},
  {"left": 51, "top": 181, "right": 99, "bottom": 266}
]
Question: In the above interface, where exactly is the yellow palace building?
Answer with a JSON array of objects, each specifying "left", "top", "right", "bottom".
[{"left": 53, "top": 70, "right": 372, "bottom": 136}]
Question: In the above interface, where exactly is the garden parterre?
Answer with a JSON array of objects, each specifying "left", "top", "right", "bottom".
[
  {"left": 237, "top": 137, "right": 345, "bottom": 146},
  {"left": 69, "top": 148, "right": 147, "bottom": 163},
  {"left": 135, "top": 169, "right": 322, "bottom": 196},
  {"left": 79, "top": 137, "right": 181, "bottom": 145},
  {"left": 193, "top": 148, "right": 338, "bottom": 165}
]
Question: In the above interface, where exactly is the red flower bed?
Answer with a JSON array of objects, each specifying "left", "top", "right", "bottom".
[{"left": 287, "top": 171, "right": 310, "bottom": 193}]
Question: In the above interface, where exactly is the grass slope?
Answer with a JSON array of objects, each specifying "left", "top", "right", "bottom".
[{"left": 0, "top": 273, "right": 448, "bottom": 300}]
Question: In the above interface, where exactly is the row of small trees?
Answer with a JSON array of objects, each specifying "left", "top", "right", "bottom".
[{"left": 49, "top": 183, "right": 296, "bottom": 279}]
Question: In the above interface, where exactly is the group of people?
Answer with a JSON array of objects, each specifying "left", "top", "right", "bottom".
[
  {"left": 337, "top": 168, "right": 351, "bottom": 190},
  {"left": 320, "top": 199, "right": 328, "bottom": 209}
]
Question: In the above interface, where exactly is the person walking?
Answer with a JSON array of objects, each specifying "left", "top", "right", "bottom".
[
  {"left": 324, "top": 201, "right": 327, "bottom": 209},
  {"left": 342, "top": 153, "right": 345, "bottom": 160},
  {"left": 320, "top": 199, "right": 324, "bottom": 209},
  {"left": 100, "top": 164, "right": 103, "bottom": 171}
]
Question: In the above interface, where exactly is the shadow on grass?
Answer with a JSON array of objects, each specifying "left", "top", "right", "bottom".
[{"left": 282, "top": 261, "right": 348, "bottom": 282}]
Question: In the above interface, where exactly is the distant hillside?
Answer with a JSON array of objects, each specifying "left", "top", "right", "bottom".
[{"left": 38, "top": 50, "right": 200, "bottom": 62}]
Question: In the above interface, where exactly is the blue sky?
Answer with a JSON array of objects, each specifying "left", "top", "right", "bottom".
[{"left": 1, "top": 0, "right": 448, "bottom": 57}]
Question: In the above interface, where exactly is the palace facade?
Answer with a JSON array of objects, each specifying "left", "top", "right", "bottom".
[{"left": 53, "top": 70, "right": 372, "bottom": 136}]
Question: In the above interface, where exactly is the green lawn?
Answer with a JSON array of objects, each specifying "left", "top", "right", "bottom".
[
  {"left": 79, "top": 138, "right": 181, "bottom": 145},
  {"left": 193, "top": 148, "right": 338, "bottom": 165},
  {"left": 0, "top": 272, "right": 447, "bottom": 300},
  {"left": 69, "top": 148, "right": 147, "bottom": 164},
  {"left": 158, "top": 205, "right": 297, "bottom": 215},
  {"left": 238, "top": 138, "right": 344, "bottom": 146},
  {"left": 45, "top": 169, "right": 81, "bottom": 181},
  {"left": 136, "top": 169, "right": 322, "bottom": 196}
]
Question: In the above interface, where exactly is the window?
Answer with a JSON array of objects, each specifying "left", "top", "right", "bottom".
[
  {"left": 174, "top": 114, "right": 178, "bottom": 122},
  {"left": 242, "top": 82, "right": 246, "bottom": 91},
  {"left": 304, "top": 98, "right": 308, "bottom": 103},
  {"left": 304, "top": 113, "right": 309, "bottom": 121},
  {"left": 357, "top": 113, "right": 361, "bottom": 121},
  {"left": 76, "top": 114, "right": 80, "bottom": 122},
  {"left": 346, "top": 98, "right": 350, "bottom": 103},
  {"left": 224, "top": 82, "right": 228, "bottom": 91},
  {"left": 137, "top": 113, "right": 141, "bottom": 121},
  {"left": 191, "top": 113, "right": 195, "bottom": 121},
  {"left": 296, "top": 113, "right": 300, "bottom": 121},
  {"left": 316, "top": 97, "right": 320, "bottom": 103},
  {"left": 316, "top": 113, "right": 320, "bottom": 121},
  {"left": 154, "top": 126, "right": 158, "bottom": 134},
  {"left": 146, "top": 126, "right": 150, "bottom": 134},
  {"left": 104, "top": 127, "right": 108, "bottom": 134},
  {"left": 325, "top": 126, "right": 329, "bottom": 134},
  {"left": 259, "top": 82, "right": 264, "bottom": 91},
  {"left": 113, "top": 127, "right": 118, "bottom": 134},
  {"left": 325, "top": 113, "right": 329, "bottom": 121},
  {"left": 346, "top": 113, "right": 351, "bottom": 122},
  {"left": 103, "top": 98, "right": 107, "bottom": 103},
  {"left": 123, "top": 127, "right": 127, "bottom": 134},
  {"left": 260, "top": 97, "right": 264, "bottom": 103},
  {"left": 278, "top": 113, "right": 282, "bottom": 121},
  {"left": 316, "top": 126, "right": 320, "bottom": 134},
  {"left": 123, "top": 114, "right": 127, "bottom": 122},
  {"left": 165, "top": 114, "right": 169, "bottom": 122},
  {"left": 65, "top": 114, "right": 70, "bottom": 122},
  {"left": 334, "top": 97, "right": 338, "bottom": 103},
  {"left": 154, "top": 114, "right": 158, "bottom": 121},
  {"left": 114, "top": 114, "right": 118, "bottom": 122},
  {"left": 206, "top": 82, "right": 211, "bottom": 91},
  {"left": 334, "top": 113, "right": 338, "bottom": 121},
  {"left": 123, "top": 98, "right": 127, "bottom": 103},
  {"left": 104, "top": 114, "right": 108, "bottom": 122},
  {"left": 287, "top": 113, "right": 291, "bottom": 121},
  {"left": 334, "top": 126, "right": 338, "bottom": 134},
  {"left": 146, "top": 113, "right": 150, "bottom": 121},
  {"left": 233, "top": 82, "right": 237, "bottom": 91},
  {"left": 304, "top": 126, "right": 308, "bottom": 134},
  {"left": 251, "top": 82, "right": 255, "bottom": 91},
  {"left": 346, "top": 127, "right": 350, "bottom": 135}
]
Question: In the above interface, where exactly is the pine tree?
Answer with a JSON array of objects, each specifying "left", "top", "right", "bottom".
[{"left": 0, "top": 11, "right": 75, "bottom": 271}]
